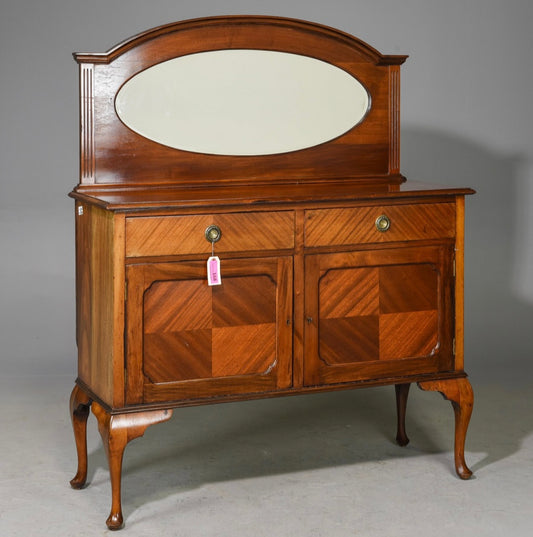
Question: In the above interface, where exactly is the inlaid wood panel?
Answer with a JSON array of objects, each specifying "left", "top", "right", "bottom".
[
  {"left": 126, "top": 256, "right": 293, "bottom": 404},
  {"left": 319, "top": 316, "right": 380, "bottom": 364},
  {"left": 319, "top": 267, "right": 379, "bottom": 318},
  {"left": 212, "top": 276, "right": 276, "bottom": 327},
  {"left": 143, "top": 275, "right": 277, "bottom": 383},
  {"left": 144, "top": 330, "right": 212, "bottom": 381},
  {"left": 305, "top": 245, "right": 454, "bottom": 386},
  {"left": 318, "top": 263, "right": 439, "bottom": 365},
  {"left": 305, "top": 202, "right": 455, "bottom": 247},
  {"left": 212, "top": 324, "right": 277, "bottom": 377},
  {"left": 379, "top": 311, "right": 438, "bottom": 360},
  {"left": 379, "top": 264, "right": 438, "bottom": 313},
  {"left": 126, "top": 211, "right": 294, "bottom": 257},
  {"left": 144, "top": 280, "right": 212, "bottom": 332}
]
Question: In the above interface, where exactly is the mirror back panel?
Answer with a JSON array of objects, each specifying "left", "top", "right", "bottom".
[{"left": 74, "top": 16, "right": 407, "bottom": 188}]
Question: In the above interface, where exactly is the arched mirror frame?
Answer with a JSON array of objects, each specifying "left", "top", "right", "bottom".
[{"left": 74, "top": 16, "right": 407, "bottom": 189}]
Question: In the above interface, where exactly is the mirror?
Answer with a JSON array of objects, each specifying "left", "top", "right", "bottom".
[{"left": 115, "top": 49, "right": 370, "bottom": 156}]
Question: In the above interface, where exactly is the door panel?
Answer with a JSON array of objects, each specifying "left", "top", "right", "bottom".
[
  {"left": 126, "top": 256, "right": 292, "bottom": 404},
  {"left": 304, "top": 246, "right": 454, "bottom": 385}
]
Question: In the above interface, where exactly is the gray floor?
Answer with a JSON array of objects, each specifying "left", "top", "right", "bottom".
[{"left": 1, "top": 375, "right": 532, "bottom": 536}]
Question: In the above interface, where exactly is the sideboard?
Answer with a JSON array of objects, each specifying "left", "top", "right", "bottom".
[{"left": 68, "top": 16, "right": 475, "bottom": 530}]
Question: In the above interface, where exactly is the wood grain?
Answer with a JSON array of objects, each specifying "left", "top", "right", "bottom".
[
  {"left": 319, "top": 267, "right": 379, "bottom": 318},
  {"left": 126, "top": 211, "right": 294, "bottom": 257},
  {"left": 379, "top": 310, "right": 438, "bottom": 360},
  {"left": 305, "top": 202, "right": 455, "bottom": 247},
  {"left": 320, "top": 316, "right": 380, "bottom": 364},
  {"left": 212, "top": 324, "right": 277, "bottom": 377},
  {"left": 75, "top": 203, "right": 124, "bottom": 407}
]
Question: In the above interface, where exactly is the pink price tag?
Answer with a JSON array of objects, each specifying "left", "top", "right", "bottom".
[{"left": 207, "top": 256, "right": 221, "bottom": 286}]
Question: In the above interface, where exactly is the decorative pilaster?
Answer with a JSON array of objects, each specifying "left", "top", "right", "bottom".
[
  {"left": 389, "top": 65, "right": 401, "bottom": 174},
  {"left": 80, "top": 64, "right": 95, "bottom": 183}
]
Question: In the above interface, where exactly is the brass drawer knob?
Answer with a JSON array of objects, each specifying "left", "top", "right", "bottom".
[
  {"left": 375, "top": 214, "right": 391, "bottom": 232},
  {"left": 205, "top": 224, "right": 222, "bottom": 243}
]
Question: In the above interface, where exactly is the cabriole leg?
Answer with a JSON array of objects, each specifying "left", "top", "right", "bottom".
[
  {"left": 91, "top": 402, "right": 173, "bottom": 530},
  {"left": 418, "top": 377, "right": 474, "bottom": 479},
  {"left": 69, "top": 384, "right": 92, "bottom": 489},
  {"left": 395, "top": 383, "right": 411, "bottom": 447}
]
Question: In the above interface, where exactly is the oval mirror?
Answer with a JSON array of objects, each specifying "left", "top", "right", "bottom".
[{"left": 115, "top": 50, "right": 370, "bottom": 156}]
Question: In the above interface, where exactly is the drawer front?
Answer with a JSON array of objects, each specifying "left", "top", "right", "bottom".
[
  {"left": 304, "top": 202, "right": 455, "bottom": 247},
  {"left": 126, "top": 211, "right": 294, "bottom": 257}
]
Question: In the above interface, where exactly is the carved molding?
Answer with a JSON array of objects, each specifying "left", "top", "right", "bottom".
[
  {"left": 80, "top": 64, "right": 95, "bottom": 183},
  {"left": 73, "top": 16, "right": 408, "bottom": 66},
  {"left": 389, "top": 66, "right": 401, "bottom": 174}
]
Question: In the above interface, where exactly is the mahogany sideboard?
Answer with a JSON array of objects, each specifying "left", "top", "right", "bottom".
[{"left": 68, "top": 16, "right": 475, "bottom": 530}]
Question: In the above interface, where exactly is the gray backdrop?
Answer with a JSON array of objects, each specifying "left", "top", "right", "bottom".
[{"left": 1, "top": 0, "right": 532, "bottom": 386}]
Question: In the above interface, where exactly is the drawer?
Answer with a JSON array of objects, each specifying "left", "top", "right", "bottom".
[
  {"left": 305, "top": 202, "right": 455, "bottom": 247},
  {"left": 126, "top": 211, "right": 294, "bottom": 257}
]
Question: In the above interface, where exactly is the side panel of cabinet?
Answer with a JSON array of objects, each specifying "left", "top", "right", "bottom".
[
  {"left": 125, "top": 256, "right": 293, "bottom": 404},
  {"left": 75, "top": 203, "right": 125, "bottom": 407},
  {"left": 304, "top": 245, "right": 455, "bottom": 385}
]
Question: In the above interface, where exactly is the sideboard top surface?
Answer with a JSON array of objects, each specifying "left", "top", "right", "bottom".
[{"left": 70, "top": 181, "right": 475, "bottom": 212}]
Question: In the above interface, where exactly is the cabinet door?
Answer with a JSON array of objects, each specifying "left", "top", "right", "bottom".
[
  {"left": 126, "top": 256, "right": 292, "bottom": 404},
  {"left": 304, "top": 245, "right": 454, "bottom": 385}
]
